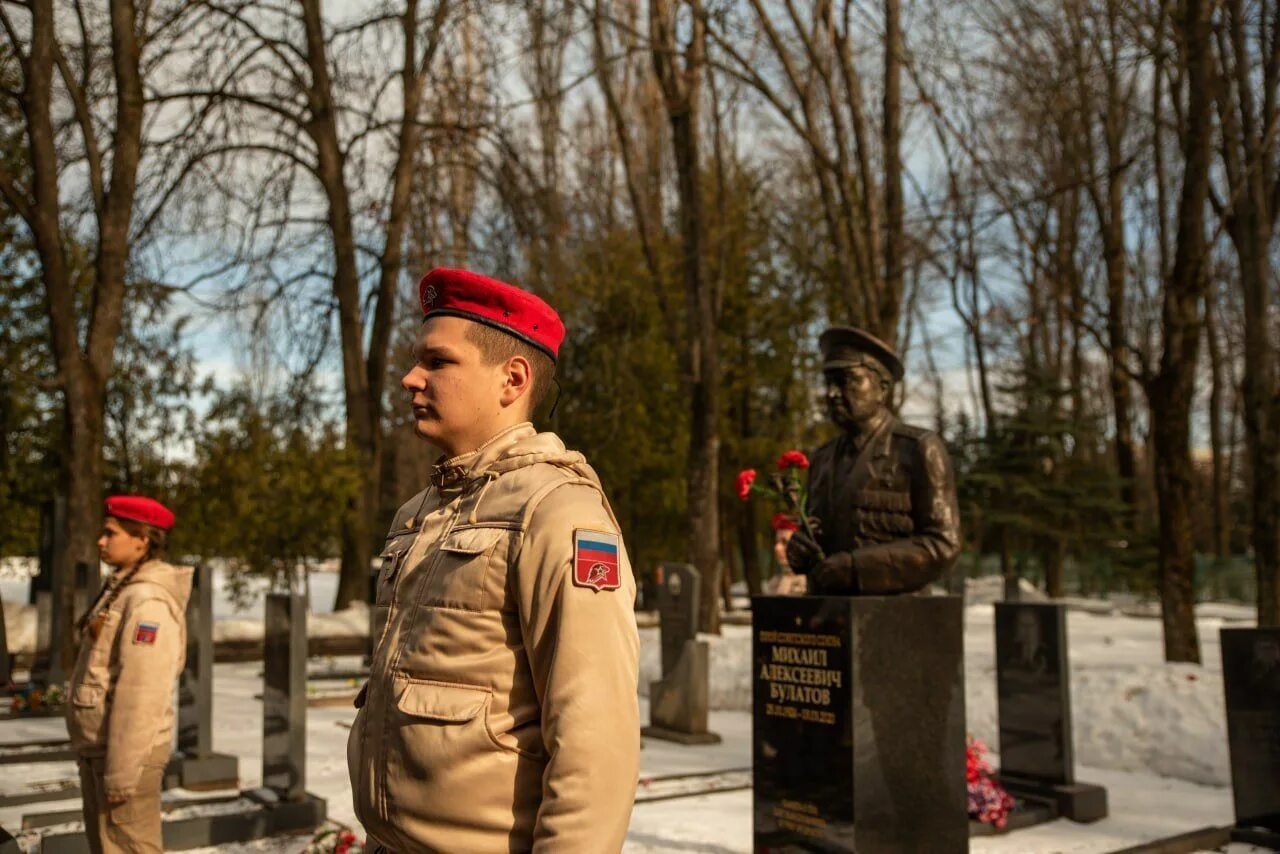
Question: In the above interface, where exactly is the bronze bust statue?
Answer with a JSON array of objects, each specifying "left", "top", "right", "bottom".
[{"left": 786, "top": 326, "right": 961, "bottom": 595}]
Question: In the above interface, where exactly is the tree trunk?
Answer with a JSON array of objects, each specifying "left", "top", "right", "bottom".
[
  {"left": 879, "top": 0, "right": 904, "bottom": 338},
  {"left": 650, "top": 0, "right": 721, "bottom": 633},
  {"left": 1205, "top": 292, "right": 1230, "bottom": 559},
  {"left": 1147, "top": 0, "right": 1212, "bottom": 663},
  {"left": 1044, "top": 537, "right": 1066, "bottom": 599},
  {"left": 14, "top": 0, "right": 145, "bottom": 670}
]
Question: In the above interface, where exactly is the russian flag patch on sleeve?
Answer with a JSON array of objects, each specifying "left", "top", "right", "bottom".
[
  {"left": 573, "top": 530, "right": 621, "bottom": 592},
  {"left": 133, "top": 622, "right": 159, "bottom": 645}
]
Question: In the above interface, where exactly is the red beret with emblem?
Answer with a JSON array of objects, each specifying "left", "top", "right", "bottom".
[
  {"left": 418, "top": 267, "right": 565, "bottom": 361},
  {"left": 105, "top": 495, "right": 175, "bottom": 531}
]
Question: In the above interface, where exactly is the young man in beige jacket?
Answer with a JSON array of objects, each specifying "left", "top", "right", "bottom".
[
  {"left": 348, "top": 268, "right": 641, "bottom": 852},
  {"left": 67, "top": 496, "right": 190, "bottom": 854}
]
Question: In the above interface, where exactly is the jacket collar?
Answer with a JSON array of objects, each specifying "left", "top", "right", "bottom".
[{"left": 431, "top": 422, "right": 537, "bottom": 490}]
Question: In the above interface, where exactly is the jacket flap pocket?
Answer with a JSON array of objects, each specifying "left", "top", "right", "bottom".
[
  {"left": 393, "top": 675, "right": 488, "bottom": 721},
  {"left": 72, "top": 683, "right": 103, "bottom": 708},
  {"left": 380, "top": 531, "right": 417, "bottom": 559},
  {"left": 440, "top": 526, "right": 507, "bottom": 555}
]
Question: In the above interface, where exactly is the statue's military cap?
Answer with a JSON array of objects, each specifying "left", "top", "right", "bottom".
[{"left": 819, "top": 326, "right": 904, "bottom": 382}]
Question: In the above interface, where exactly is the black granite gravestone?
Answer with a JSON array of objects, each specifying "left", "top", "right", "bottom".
[
  {"left": 1222, "top": 627, "right": 1280, "bottom": 847},
  {"left": 262, "top": 588, "right": 307, "bottom": 801},
  {"left": 30, "top": 498, "right": 66, "bottom": 685},
  {"left": 642, "top": 564, "right": 720, "bottom": 745},
  {"left": 753, "top": 595, "right": 967, "bottom": 853},
  {"left": 167, "top": 564, "right": 239, "bottom": 790},
  {"left": 994, "top": 602, "right": 1106, "bottom": 823}
]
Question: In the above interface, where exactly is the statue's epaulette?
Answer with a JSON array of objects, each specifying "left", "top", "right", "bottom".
[{"left": 889, "top": 420, "right": 931, "bottom": 441}]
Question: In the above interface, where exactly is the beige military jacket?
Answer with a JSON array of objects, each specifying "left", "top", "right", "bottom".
[
  {"left": 66, "top": 560, "right": 192, "bottom": 798},
  {"left": 348, "top": 423, "right": 641, "bottom": 853}
]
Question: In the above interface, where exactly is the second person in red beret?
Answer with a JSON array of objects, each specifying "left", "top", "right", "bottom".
[{"left": 66, "top": 495, "right": 191, "bottom": 853}]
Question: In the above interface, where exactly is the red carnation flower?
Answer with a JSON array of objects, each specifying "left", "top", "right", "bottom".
[
  {"left": 736, "top": 469, "right": 757, "bottom": 501},
  {"left": 777, "top": 450, "right": 809, "bottom": 471}
]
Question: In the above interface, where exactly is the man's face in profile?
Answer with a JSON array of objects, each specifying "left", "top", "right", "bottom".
[{"left": 401, "top": 316, "right": 507, "bottom": 453}]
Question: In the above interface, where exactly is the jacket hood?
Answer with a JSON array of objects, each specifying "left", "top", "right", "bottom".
[
  {"left": 446, "top": 423, "right": 595, "bottom": 482},
  {"left": 126, "top": 560, "right": 194, "bottom": 611}
]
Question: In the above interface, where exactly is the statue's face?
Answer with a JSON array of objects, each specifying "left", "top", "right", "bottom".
[{"left": 824, "top": 364, "right": 888, "bottom": 430}]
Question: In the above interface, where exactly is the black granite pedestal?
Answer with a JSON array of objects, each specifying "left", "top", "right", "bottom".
[
  {"left": 1222, "top": 627, "right": 1280, "bottom": 848},
  {"left": 994, "top": 602, "right": 1107, "bottom": 825},
  {"left": 752, "top": 595, "right": 968, "bottom": 853}
]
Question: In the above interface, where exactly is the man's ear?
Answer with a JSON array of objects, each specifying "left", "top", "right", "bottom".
[{"left": 500, "top": 355, "right": 533, "bottom": 408}]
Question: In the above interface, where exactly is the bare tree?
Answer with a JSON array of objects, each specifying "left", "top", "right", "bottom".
[
  {"left": 1212, "top": 0, "right": 1280, "bottom": 625},
  {"left": 648, "top": 0, "right": 724, "bottom": 631},
  {"left": 1146, "top": 0, "right": 1215, "bottom": 663},
  {"left": 168, "top": 0, "right": 454, "bottom": 606},
  {"left": 706, "top": 0, "right": 906, "bottom": 340},
  {"left": 0, "top": 0, "right": 199, "bottom": 666}
]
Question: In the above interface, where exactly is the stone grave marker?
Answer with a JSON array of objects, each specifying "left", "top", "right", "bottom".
[
  {"left": 261, "top": 587, "right": 308, "bottom": 801},
  {"left": 993, "top": 602, "right": 1106, "bottom": 824},
  {"left": 753, "top": 594, "right": 967, "bottom": 853},
  {"left": 642, "top": 563, "right": 720, "bottom": 744},
  {"left": 1222, "top": 627, "right": 1280, "bottom": 847},
  {"left": 167, "top": 563, "right": 239, "bottom": 790},
  {"left": 30, "top": 497, "right": 65, "bottom": 684}
]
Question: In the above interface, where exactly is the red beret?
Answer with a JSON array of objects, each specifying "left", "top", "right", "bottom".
[
  {"left": 419, "top": 267, "right": 565, "bottom": 361},
  {"left": 105, "top": 495, "right": 175, "bottom": 531},
  {"left": 771, "top": 512, "right": 799, "bottom": 532}
]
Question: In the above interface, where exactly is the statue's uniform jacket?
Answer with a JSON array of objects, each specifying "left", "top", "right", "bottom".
[
  {"left": 807, "top": 411, "right": 962, "bottom": 594},
  {"left": 348, "top": 422, "right": 641, "bottom": 853}
]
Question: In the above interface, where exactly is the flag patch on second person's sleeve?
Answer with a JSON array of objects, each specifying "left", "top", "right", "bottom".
[
  {"left": 573, "top": 530, "right": 621, "bottom": 592},
  {"left": 133, "top": 622, "right": 159, "bottom": 645}
]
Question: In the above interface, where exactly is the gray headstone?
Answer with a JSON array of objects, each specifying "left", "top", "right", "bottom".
[
  {"left": 657, "top": 563, "right": 700, "bottom": 677},
  {"left": 262, "top": 588, "right": 307, "bottom": 802},
  {"left": 995, "top": 602, "right": 1073, "bottom": 783},
  {"left": 1222, "top": 627, "right": 1280, "bottom": 835},
  {"left": 753, "top": 595, "right": 968, "bottom": 852}
]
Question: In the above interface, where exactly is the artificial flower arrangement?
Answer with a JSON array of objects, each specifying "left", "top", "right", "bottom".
[
  {"left": 9, "top": 682, "right": 64, "bottom": 714},
  {"left": 966, "top": 737, "right": 1016, "bottom": 828}
]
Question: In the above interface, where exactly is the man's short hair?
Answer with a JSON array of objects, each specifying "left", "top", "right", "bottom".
[{"left": 466, "top": 322, "right": 556, "bottom": 413}]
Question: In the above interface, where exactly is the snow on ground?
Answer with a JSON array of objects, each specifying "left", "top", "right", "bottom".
[
  {"left": 0, "top": 587, "right": 1253, "bottom": 852},
  {"left": 0, "top": 682, "right": 1241, "bottom": 854},
  {"left": 640, "top": 600, "right": 1237, "bottom": 788}
]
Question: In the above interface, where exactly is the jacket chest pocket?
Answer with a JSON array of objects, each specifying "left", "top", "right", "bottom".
[
  {"left": 86, "top": 610, "right": 121, "bottom": 672},
  {"left": 377, "top": 529, "right": 420, "bottom": 605},
  {"left": 419, "top": 524, "right": 512, "bottom": 612}
]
